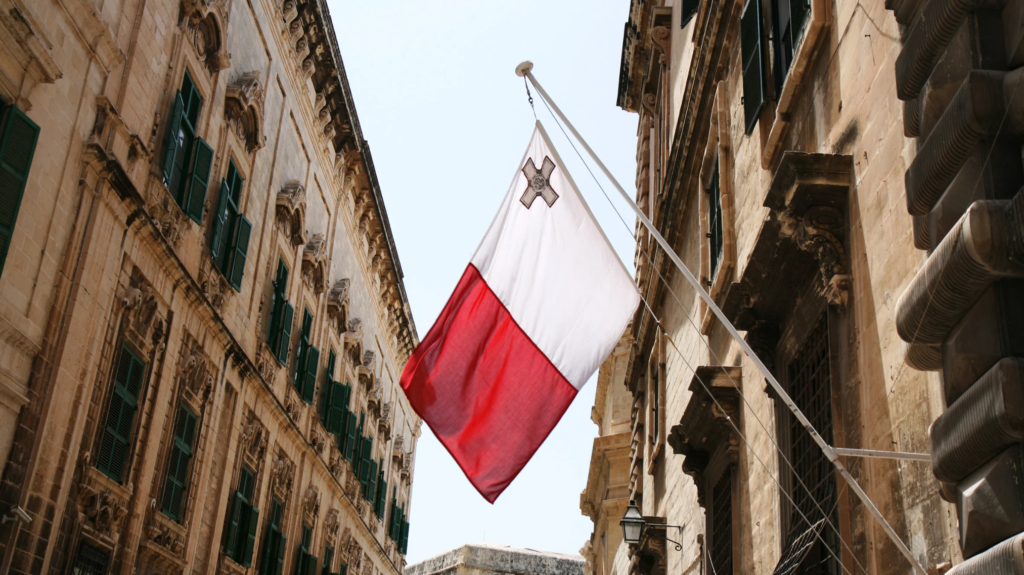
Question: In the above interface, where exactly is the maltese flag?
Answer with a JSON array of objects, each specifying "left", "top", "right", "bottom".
[{"left": 400, "top": 122, "right": 639, "bottom": 502}]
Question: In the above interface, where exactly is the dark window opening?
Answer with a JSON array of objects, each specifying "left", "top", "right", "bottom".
[
  {"left": 71, "top": 543, "right": 110, "bottom": 575},
  {"left": 708, "top": 159, "right": 723, "bottom": 281},
  {"left": 771, "top": 0, "right": 811, "bottom": 95},
  {"left": 711, "top": 470, "right": 733, "bottom": 575}
]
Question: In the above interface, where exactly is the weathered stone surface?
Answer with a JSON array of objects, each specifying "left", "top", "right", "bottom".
[{"left": 406, "top": 543, "right": 585, "bottom": 575}]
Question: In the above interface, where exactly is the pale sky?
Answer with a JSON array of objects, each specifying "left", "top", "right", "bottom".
[{"left": 329, "top": 0, "right": 640, "bottom": 564}]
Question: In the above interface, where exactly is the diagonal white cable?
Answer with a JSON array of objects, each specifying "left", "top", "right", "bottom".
[{"left": 517, "top": 61, "right": 928, "bottom": 575}]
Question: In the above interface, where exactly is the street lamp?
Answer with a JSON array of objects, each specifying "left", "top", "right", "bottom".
[
  {"left": 620, "top": 500, "right": 645, "bottom": 544},
  {"left": 619, "top": 500, "right": 684, "bottom": 551}
]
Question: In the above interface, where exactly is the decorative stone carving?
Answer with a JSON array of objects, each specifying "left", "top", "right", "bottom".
[
  {"left": 284, "top": 391, "right": 302, "bottom": 422},
  {"left": 120, "top": 269, "right": 163, "bottom": 349},
  {"left": 302, "top": 484, "right": 321, "bottom": 526},
  {"left": 141, "top": 499, "right": 187, "bottom": 569},
  {"left": 255, "top": 344, "right": 278, "bottom": 382},
  {"left": 309, "top": 426, "right": 328, "bottom": 455},
  {"left": 276, "top": 182, "right": 307, "bottom": 247},
  {"left": 325, "top": 508, "right": 341, "bottom": 543},
  {"left": 176, "top": 336, "right": 214, "bottom": 404},
  {"left": 271, "top": 451, "right": 295, "bottom": 501},
  {"left": 329, "top": 450, "right": 345, "bottom": 480},
  {"left": 302, "top": 234, "right": 329, "bottom": 295},
  {"left": 146, "top": 186, "right": 189, "bottom": 248},
  {"left": 224, "top": 71, "right": 266, "bottom": 155},
  {"left": 182, "top": 3, "right": 229, "bottom": 74},
  {"left": 77, "top": 468, "right": 131, "bottom": 544},
  {"left": 198, "top": 255, "right": 231, "bottom": 312},
  {"left": 326, "top": 279, "right": 350, "bottom": 336},
  {"left": 241, "top": 412, "right": 267, "bottom": 465},
  {"left": 362, "top": 350, "right": 375, "bottom": 369}
]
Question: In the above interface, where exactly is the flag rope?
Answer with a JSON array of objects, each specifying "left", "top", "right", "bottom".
[
  {"left": 517, "top": 61, "right": 929, "bottom": 575},
  {"left": 534, "top": 79, "right": 867, "bottom": 575}
]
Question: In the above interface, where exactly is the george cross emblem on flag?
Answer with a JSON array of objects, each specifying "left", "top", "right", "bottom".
[{"left": 520, "top": 156, "right": 559, "bottom": 209}]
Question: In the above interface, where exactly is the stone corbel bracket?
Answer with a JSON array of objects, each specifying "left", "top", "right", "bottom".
[
  {"left": 224, "top": 71, "right": 267, "bottom": 155},
  {"left": 764, "top": 152, "right": 854, "bottom": 307},
  {"left": 276, "top": 181, "right": 307, "bottom": 247},
  {"left": 326, "top": 279, "right": 350, "bottom": 337},
  {"left": 302, "top": 233, "right": 329, "bottom": 296}
]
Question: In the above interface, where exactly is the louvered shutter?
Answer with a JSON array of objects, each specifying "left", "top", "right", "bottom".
[
  {"left": 327, "top": 381, "right": 347, "bottom": 434},
  {"left": 741, "top": 0, "right": 767, "bottom": 135},
  {"left": 376, "top": 476, "right": 387, "bottom": 518},
  {"left": 184, "top": 138, "right": 213, "bottom": 223},
  {"left": 358, "top": 437, "right": 372, "bottom": 484},
  {"left": 225, "top": 491, "right": 246, "bottom": 560},
  {"left": 275, "top": 533, "right": 287, "bottom": 575},
  {"left": 161, "top": 93, "right": 184, "bottom": 185},
  {"left": 302, "top": 346, "right": 319, "bottom": 404},
  {"left": 308, "top": 555, "right": 319, "bottom": 575},
  {"left": 366, "top": 459, "right": 378, "bottom": 502},
  {"left": 0, "top": 105, "right": 38, "bottom": 276},
  {"left": 243, "top": 505, "right": 259, "bottom": 567},
  {"left": 228, "top": 214, "right": 251, "bottom": 291},
  {"left": 97, "top": 346, "right": 145, "bottom": 482},
  {"left": 277, "top": 302, "right": 294, "bottom": 364},
  {"left": 399, "top": 519, "right": 409, "bottom": 554},
  {"left": 340, "top": 562, "right": 348, "bottom": 575},
  {"left": 322, "top": 546, "right": 333, "bottom": 575},
  {"left": 161, "top": 406, "right": 197, "bottom": 521},
  {"left": 210, "top": 180, "right": 231, "bottom": 266},
  {"left": 343, "top": 412, "right": 357, "bottom": 461}
]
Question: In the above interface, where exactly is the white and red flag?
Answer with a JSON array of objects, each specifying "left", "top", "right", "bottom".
[{"left": 400, "top": 122, "right": 639, "bottom": 502}]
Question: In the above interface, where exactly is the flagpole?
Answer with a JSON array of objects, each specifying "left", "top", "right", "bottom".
[{"left": 515, "top": 61, "right": 928, "bottom": 575}]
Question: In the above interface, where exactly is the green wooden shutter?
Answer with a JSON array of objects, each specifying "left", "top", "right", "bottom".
[
  {"left": 343, "top": 411, "right": 357, "bottom": 461},
  {"left": 97, "top": 345, "right": 145, "bottom": 482},
  {"left": 339, "top": 562, "right": 347, "bottom": 575},
  {"left": 161, "top": 406, "right": 197, "bottom": 521},
  {"left": 399, "top": 519, "right": 409, "bottom": 555},
  {"left": 308, "top": 555, "right": 319, "bottom": 575},
  {"left": 327, "top": 381, "right": 347, "bottom": 434},
  {"left": 184, "top": 138, "right": 214, "bottom": 223},
  {"left": 162, "top": 93, "right": 185, "bottom": 185},
  {"left": 228, "top": 214, "right": 252, "bottom": 291},
  {"left": 302, "top": 346, "right": 319, "bottom": 404},
  {"left": 244, "top": 505, "right": 259, "bottom": 567},
  {"left": 275, "top": 533, "right": 287, "bottom": 575},
  {"left": 366, "top": 459, "right": 378, "bottom": 502},
  {"left": 321, "top": 546, "right": 333, "bottom": 575},
  {"left": 277, "top": 302, "right": 294, "bottom": 364},
  {"left": 376, "top": 475, "right": 387, "bottom": 518},
  {"left": 210, "top": 179, "right": 231, "bottom": 266},
  {"left": 0, "top": 105, "right": 38, "bottom": 276},
  {"left": 357, "top": 437, "right": 371, "bottom": 483},
  {"left": 268, "top": 262, "right": 288, "bottom": 345},
  {"left": 225, "top": 491, "right": 246, "bottom": 560},
  {"left": 741, "top": 0, "right": 767, "bottom": 135}
]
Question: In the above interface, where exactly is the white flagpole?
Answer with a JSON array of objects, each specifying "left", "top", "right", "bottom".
[{"left": 515, "top": 61, "right": 928, "bottom": 575}]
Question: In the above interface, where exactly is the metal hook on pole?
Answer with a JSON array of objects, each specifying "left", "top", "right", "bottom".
[{"left": 515, "top": 61, "right": 928, "bottom": 575}]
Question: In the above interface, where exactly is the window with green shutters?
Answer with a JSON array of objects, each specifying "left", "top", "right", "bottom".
[
  {"left": 162, "top": 70, "right": 212, "bottom": 223},
  {"left": 0, "top": 101, "right": 39, "bottom": 278},
  {"left": 680, "top": 0, "right": 699, "bottom": 27},
  {"left": 225, "top": 466, "right": 259, "bottom": 567},
  {"left": 321, "top": 545, "right": 333, "bottom": 575},
  {"left": 96, "top": 344, "right": 146, "bottom": 483},
  {"left": 261, "top": 498, "right": 287, "bottom": 575},
  {"left": 295, "top": 524, "right": 317, "bottom": 575},
  {"left": 358, "top": 434, "right": 373, "bottom": 492},
  {"left": 268, "top": 259, "right": 293, "bottom": 365},
  {"left": 365, "top": 458, "right": 378, "bottom": 503},
  {"left": 322, "top": 352, "right": 350, "bottom": 435},
  {"left": 339, "top": 563, "right": 347, "bottom": 575},
  {"left": 388, "top": 491, "right": 400, "bottom": 541},
  {"left": 211, "top": 161, "right": 252, "bottom": 291},
  {"left": 399, "top": 518, "right": 409, "bottom": 555},
  {"left": 375, "top": 470, "right": 387, "bottom": 519},
  {"left": 740, "top": 0, "right": 768, "bottom": 135},
  {"left": 342, "top": 404, "right": 358, "bottom": 461},
  {"left": 295, "top": 308, "right": 319, "bottom": 403},
  {"left": 161, "top": 405, "right": 198, "bottom": 522},
  {"left": 770, "top": 0, "right": 810, "bottom": 95}
]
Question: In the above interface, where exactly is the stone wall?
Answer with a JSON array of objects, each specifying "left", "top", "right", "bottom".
[
  {"left": 407, "top": 544, "right": 585, "bottom": 575},
  {"left": 0, "top": 0, "right": 419, "bottom": 573}
]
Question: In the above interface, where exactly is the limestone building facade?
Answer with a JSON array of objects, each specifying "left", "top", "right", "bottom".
[
  {"left": 0, "top": 0, "right": 420, "bottom": 574},
  {"left": 583, "top": 0, "right": 1024, "bottom": 574},
  {"left": 406, "top": 544, "right": 585, "bottom": 575}
]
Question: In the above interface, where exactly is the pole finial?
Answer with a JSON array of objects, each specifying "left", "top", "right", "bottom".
[{"left": 515, "top": 61, "right": 534, "bottom": 77}]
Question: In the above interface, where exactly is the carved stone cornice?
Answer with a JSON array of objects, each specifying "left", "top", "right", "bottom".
[
  {"left": 197, "top": 253, "right": 231, "bottom": 314},
  {"left": 181, "top": 0, "right": 229, "bottom": 74},
  {"left": 224, "top": 71, "right": 266, "bottom": 154},
  {"left": 326, "top": 279, "right": 350, "bottom": 337},
  {"left": 668, "top": 366, "right": 742, "bottom": 507}
]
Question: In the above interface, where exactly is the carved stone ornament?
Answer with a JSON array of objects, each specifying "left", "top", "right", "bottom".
[
  {"left": 271, "top": 451, "right": 295, "bottom": 500},
  {"left": 77, "top": 469, "right": 130, "bottom": 543},
  {"left": 182, "top": 1, "right": 229, "bottom": 74},
  {"left": 309, "top": 426, "right": 328, "bottom": 455},
  {"left": 146, "top": 185, "right": 188, "bottom": 248},
  {"left": 361, "top": 350, "right": 375, "bottom": 369},
  {"left": 284, "top": 390, "right": 302, "bottom": 422},
  {"left": 329, "top": 450, "right": 345, "bottom": 480},
  {"left": 140, "top": 498, "right": 188, "bottom": 571},
  {"left": 224, "top": 71, "right": 266, "bottom": 154},
  {"left": 255, "top": 343, "right": 279, "bottom": 382},
  {"left": 119, "top": 268, "right": 164, "bottom": 351},
  {"left": 361, "top": 552, "right": 373, "bottom": 575},
  {"left": 276, "top": 182, "right": 307, "bottom": 247},
  {"left": 302, "top": 234, "right": 329, "bottom": 295},
  {"left": 241, "top": 412, "right": 268, "bottom": 464},
  {"left": 302, "top": 484, "right": 321, "bottom": 526},
  {"left": 198, "top": 254, "right": 231, "bottom": 312},
  {"left": 176, "top": 336, "right": 214, "bottom": 404},
  {"left": 325, "top": 508, "right": 341, "bottom": 543},
  {"left": 326, "top": 279, "right": 351, "bottom": 336}
]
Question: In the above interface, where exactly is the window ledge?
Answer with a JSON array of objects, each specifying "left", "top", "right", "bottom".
[{"left": 761, "top": 0, "right": 830, "bottom": 169}]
